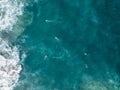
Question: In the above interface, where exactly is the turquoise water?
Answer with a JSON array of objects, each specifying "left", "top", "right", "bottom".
[{"left": 14, "top": 0, "right": 120, "bottom": 90}]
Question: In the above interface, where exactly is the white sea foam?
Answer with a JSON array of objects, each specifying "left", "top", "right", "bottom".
[
  {"left": 0, "top": 38, "right": 22, "bottom": 90},
  {"left": 0, "top": 0, "right": 26, "bottom": 90},
  {"left": 0, "top": 0, "right": 24, "bottom": 32}
]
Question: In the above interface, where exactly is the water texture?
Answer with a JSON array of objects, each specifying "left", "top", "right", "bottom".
[
  {"left": 15, "top": 0, "right": 120, "bottom": 90},
  {"left": 0, "top": 0, "right": 120, "bottom": 90},
  {"left": 0, "top": 0, "right": 32, "bottom": 89}
]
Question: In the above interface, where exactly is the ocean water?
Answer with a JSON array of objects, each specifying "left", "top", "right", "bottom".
[
  {"left": 0, "top": 0, "right": 32, "bottom": 89},
  {"left": 0, "top": 0, "right": 120, "bottom": 90}
]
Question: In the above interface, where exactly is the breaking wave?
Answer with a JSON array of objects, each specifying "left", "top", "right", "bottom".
[
  {"left": 0, "top": 0, "right": 32, "bottom": 90},
  {"left": 0, "top": 38, "right": 21, "bottom": 90},
  {"left": 0, "top": 0, "right": 23, "bottom": 32}
]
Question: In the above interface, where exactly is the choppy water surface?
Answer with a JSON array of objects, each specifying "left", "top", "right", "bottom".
[
  {"left": 1, "top": 0, "right": 120, "bottom": 90},
  {"left": 0, "top": 0, "right": 32, "bottom": 89}
]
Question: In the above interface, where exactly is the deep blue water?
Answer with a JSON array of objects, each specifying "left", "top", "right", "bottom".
[{"left": 15, "top": 0, "right": 120, "bottom": 90}]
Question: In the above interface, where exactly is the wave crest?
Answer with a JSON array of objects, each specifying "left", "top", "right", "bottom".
[
  {"left": 0, "top": 0, "right": 32, "bottom": 90},
  {"left": 0, "top": 38, "right": 22, "bottom": 90},
  {"left": 0, "top": 0, "right": 24, "bottom": 31}
]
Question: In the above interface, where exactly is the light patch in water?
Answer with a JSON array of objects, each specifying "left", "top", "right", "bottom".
[{"left": 81, "top": 73, "right": 120, "bottom": 90}]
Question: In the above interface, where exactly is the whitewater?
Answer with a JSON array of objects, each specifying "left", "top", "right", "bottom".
[{"left": 0, "top": 0, "right": 31, "bottom": 90}]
